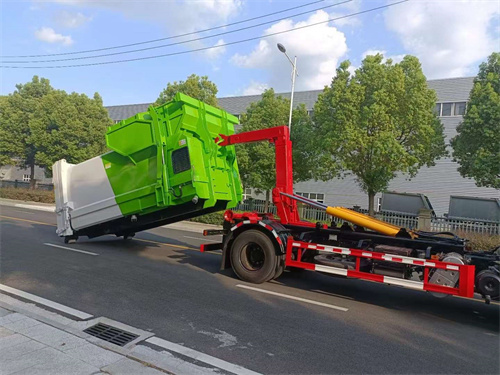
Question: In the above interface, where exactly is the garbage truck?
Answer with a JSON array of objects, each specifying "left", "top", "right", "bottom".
[
  {"left": 53, "top": 93, "right": 242, "bottom": 243},
  {"left": 198, "top": 126, "right": 499, "bottom": 303},
  {"left": 53, "top": 94, "right": 499, "bottom": 303}
]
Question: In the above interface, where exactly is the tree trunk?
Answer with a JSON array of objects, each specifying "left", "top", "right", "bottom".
[
  {"left": 264, "top": 190, "right": 270, "bottom": 212},
  {"left": 29, "top": 162, "right": 36, "bottom": 190},
  {"left": 368, "top": 191, "right": 375, "bottom": 217}
]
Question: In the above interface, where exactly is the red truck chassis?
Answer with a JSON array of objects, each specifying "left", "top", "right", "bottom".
[{"left": 202, "top": 126, "right": 499, "bottom": 302}]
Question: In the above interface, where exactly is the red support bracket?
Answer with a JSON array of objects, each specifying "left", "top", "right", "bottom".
[
  {"left": 286, "top": 238, "right": 476, "bottom": 298},
  {"left": 216, "top": 126, "right": 300, "bottom": 224}
]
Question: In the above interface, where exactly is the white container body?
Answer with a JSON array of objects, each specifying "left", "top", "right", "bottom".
[{"left": 52, "top": 157, "right": 123, "bottom": 237}]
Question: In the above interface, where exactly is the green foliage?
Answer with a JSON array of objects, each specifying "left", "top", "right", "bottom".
[
  {"left": 291, "top": 104, "right": 328, "bottom": 182},
  {"left": 30, "top": 90, "right": 111, "bottom": 174},
  {"left": 0, "top": 76, "right": 52, "bottom": 169},
  {"left": 155, "top": 74, "right": 218, "bottom": 107},
  {"left": 451, "top": 52, "right": 500, "bottom": 189},
  {"left": 455, "top": 230, "right": 500, "bottom": 252},
  {"left": 0, "top": 76, "right": 112, "bottom": 179},
  {"left": 314, "top": 55, "right": 446, "bottom": 214},
  {"left": 188, "top": 211, "right": 225, "bottom": 225},
  {"left": 0, "top": 187, "right": 54, "bottom": 203},
  {"left": 237, "top": 89, "right": 287, "bottom": 194},
  {"left": 236, "top": 89, "right": 320, "bottom": 199}
]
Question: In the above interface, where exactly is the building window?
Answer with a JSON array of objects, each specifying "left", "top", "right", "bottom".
[
  {"left": 441, "top": 103, "right": 452, "bottom": 116},
  {"left": 242, "top": 188, "right": 252, "bottom": 200},
  {"left": 435, "top": 102, "right": 467, "bottom": 117},
  {"left": 296, "top": 192, "right": 324, "bottom": 204},
  {"left": 454, "top": 102, "right": 466, "bottom": 116},
  {"left": 23, "top": 174, "right": 31, "bottom": 182}
]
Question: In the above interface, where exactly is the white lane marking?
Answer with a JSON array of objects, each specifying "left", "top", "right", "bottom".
[
  {"left": 0, "top": 283, "right": 93, "bottom": 320},
  {"left": 236, "top": 284, "right": 348, "bottom": 312},
  {"left": 14, "top": 203, "right": 55, "bottom": 212},
  {"left": 43, "top": 243, "right": 98, "bottom": 256},
  {"left": 183, "top": 236, "right": 220, "bottom": 243},
  {"left": 146, "top": 336, "right": 261, "bottom": 375}
]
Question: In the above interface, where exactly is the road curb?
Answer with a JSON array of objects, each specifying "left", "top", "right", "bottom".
[{"left": 0, "top": 198, "right": 55, "bottom": 212}]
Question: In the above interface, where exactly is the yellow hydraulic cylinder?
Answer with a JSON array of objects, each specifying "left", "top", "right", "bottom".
[{"left": 325, "top": 206, "right": 402, "bottom": 237}]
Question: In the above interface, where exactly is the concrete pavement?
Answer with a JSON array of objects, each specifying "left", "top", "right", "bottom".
[
  {"left": 0, "top": 291, "right": 257, "bottom": 375},
  {"left": 0, "top": 306, "right": 161, "bottom": 375}
]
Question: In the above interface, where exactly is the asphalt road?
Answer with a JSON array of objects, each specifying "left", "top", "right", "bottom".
[{"left": 0, "top": 204, "right": 499, "bottom": 374}]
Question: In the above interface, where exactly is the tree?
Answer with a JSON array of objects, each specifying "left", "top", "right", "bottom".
[
  {"left": 0, "top": 76, "right": 53, "bottom": 187},
  {"left": 237, "top": 89, "right": 320, "bottom": 210},
  {"left": 314, "top": 55, "right": 446, "bottom": 215},
  {"left": 29, "top": 91, "right": 111, "bottom": 175},
  {"left": 0, "top": 76, "right": 111, "bottom": 186},
  {"left": 451, "top": 52, "right": 500, "bottom": 189},
  {"left": 155, "top": 74, "right": 218, "bottom": 107}
]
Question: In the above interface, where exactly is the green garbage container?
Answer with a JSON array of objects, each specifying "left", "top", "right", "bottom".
[{"left": 53, "top": 93, "right": 242, "bottom": 240}]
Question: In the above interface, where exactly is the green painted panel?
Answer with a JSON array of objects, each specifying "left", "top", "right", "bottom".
[{"left": 102, "top": 93, "right": 242, "bottom": 217}]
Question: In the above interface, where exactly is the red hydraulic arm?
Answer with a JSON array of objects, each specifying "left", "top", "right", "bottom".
[{"left": 216, "top": 126, "right": 302, "bottom": 224}]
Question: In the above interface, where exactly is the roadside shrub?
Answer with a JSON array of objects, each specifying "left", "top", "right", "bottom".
[
  {"left": 0, "top": 187, "right": 55, "bottom": 203},
  {"left": 189, "top": 211, "right": 225, "bottom": 225},
  {"left": 455, "top": 230, "right": 500, "bottom": 252}
]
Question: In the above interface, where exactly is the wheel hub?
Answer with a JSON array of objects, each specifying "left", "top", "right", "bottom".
[{"left": 241, "top": 242, "right": 265, "bottom": 271}]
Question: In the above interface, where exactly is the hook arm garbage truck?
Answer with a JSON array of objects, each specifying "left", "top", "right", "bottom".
[{"left": 53, "top": 93, "right": 499, "bottom": 303}]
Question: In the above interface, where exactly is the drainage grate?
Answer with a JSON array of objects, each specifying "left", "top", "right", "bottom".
[{"left": 83, "top": 323, "right": 139, "bottom": 347}]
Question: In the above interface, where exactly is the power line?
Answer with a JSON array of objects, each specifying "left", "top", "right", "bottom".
[
  {"left": 1, "top": 0, "right": 327, "bottom": 58},
  {"left": 3, "top": 0, "right": 351, "bottom": 64},
  {"left": 0, "top": 1, "right": 409, "bottom": 69}
]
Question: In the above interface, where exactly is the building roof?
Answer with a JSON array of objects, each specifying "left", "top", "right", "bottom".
[
  {"left": 217, "top": 89, "right": 322, "bottom": 117},
  {"left": 426, "top": 76, "right": 475, "bottom": 102},
  {"left": 106, "top": 103, "right": 151, "bottom": 122},
  {"left": 105, "top": 77, "right": 475, "bottom": 122}
]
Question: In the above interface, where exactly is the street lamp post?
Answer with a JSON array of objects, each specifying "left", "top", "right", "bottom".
[{"left": 277, "top": 43, "right": 298, "bottom": 131}]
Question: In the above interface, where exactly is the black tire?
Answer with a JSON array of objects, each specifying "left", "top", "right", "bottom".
[
  {"left": 64, "top": 235, "right": 78, "bottom": 244},
  {"left": 272, "top": 256, "right": 286, "bottom": 280},
  {"left": 123, "top": 233, "right": 135, "bottom": 240},
  {"left": 476, "top": 270, "right": 500, "bottom": 300},
  {"left": 230, "top": 230, "right": 278, "bottom": 284}
]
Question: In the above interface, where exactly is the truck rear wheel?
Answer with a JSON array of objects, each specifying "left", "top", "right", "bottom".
[
  {"left": 230, "top": 230, "right": 278, "bottom": 284},
  {"left": 272, "top": 257, "right": 286, "bottom": 280}
]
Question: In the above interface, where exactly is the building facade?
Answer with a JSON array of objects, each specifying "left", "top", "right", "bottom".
[
  {"left": 106, "top": 76, "right": 498, "bottom": 216},
  {"left": 0, "top": 164, "right": 52, "bottom": 184}
]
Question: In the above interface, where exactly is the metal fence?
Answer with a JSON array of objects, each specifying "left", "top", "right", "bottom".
[
  {"left": 235, "top": 200, "right": 499, "bottom": 235},
  {"left": 431, "top": 217, "right": 499, "bottom": 235},
  {"left": 0, "top": 179, "right": 54, "bottom": 191}
]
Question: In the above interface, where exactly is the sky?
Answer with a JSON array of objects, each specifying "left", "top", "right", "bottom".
[{"left": 1, "top": 0, "right": 499, "bottom": 106}]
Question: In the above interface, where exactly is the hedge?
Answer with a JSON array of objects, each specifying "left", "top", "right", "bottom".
[{"left": 0, "top": 187, "right": 55, "bottom": 203}]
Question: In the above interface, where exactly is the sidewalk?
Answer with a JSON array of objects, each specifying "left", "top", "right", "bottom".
[
  {"left": 0, "top": 291, "right": 248, "bottom": 375},
  {"left": 0, "top": 306, "right": 164, "bottom": 374}
]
